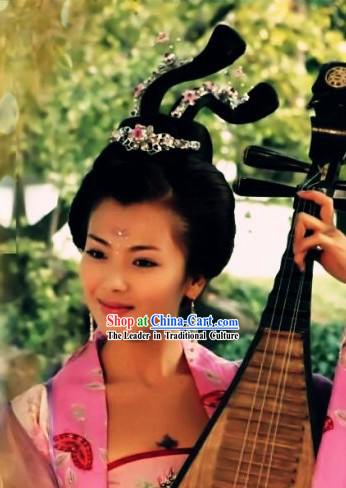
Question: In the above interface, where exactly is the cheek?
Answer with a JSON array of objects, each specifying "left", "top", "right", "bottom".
[
  {"left": 79, "top": 259, "right": 99, "bottom": 298},
  {"left": 146, "top": 268, "right": 186, "bottom": 301}
]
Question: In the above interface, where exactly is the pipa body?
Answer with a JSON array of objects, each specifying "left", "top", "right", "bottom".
[
  {"left": 173, "top": 329, "right": 315, "bottom": 487},
  {"left": 172, "top": 219, "right": 318, "bottom": 488}
]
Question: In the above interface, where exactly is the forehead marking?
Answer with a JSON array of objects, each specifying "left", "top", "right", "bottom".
[{"left": 112, "top": 227, "right": 130, "bottom": 237}]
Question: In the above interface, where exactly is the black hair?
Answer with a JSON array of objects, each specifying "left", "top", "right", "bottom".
[{"left": 68, "top": 140, "right": 236, "bottom": 294}]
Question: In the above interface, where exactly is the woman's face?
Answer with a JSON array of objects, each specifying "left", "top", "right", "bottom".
[{"left": 79, "top": 198, "right": 205, "bottom": 335}]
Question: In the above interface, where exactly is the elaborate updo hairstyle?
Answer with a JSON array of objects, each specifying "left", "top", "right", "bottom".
[{"left": 68, "top": 24, "right": 278, "bottom": 311}]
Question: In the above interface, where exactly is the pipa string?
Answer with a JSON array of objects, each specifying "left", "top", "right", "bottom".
[
  {"left": 235, "top": 174, "right": 321, "bottom": 487},
  {"left": 255, "top": 178, "right": 321, "bottom": 487}
]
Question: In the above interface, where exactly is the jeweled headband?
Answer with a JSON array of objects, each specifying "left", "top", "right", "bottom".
[{"left": 110, "top": 124, "right": 201, "bottom": 155}]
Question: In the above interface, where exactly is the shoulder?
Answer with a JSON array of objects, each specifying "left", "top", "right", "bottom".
[
  {"left": 184, "top": 340, "right": 239, "bottom": 389},
  {"left": 10, "top": 383, "right": 50, "bottom": 459},
  {"left": 198, "top": 341, "right": 239, "bottom": 371}
]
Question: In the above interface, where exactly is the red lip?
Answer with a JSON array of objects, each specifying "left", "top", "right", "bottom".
[
  {"left": 98, "top": 300, "right": 134, "bottom": 317},
  {"left": 98, "top": 299, "right": 134, "bottom": 308}
]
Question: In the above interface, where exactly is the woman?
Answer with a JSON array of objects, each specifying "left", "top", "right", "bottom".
[{"left": 0, "top": 24, "right": 341, "bottom": 487}]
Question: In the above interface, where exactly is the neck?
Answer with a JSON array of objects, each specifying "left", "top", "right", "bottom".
[{"left": 99, "top": 334, "right": 188, "bottom": 386}]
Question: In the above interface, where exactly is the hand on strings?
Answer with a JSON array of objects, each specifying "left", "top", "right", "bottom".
[{"left": 293, "top": 190, "right": 346, "bottom": 283}]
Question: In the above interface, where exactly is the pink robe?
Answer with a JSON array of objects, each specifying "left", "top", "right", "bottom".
[{"left": 9, "top": 330, "right": 239, "bottom": 487}]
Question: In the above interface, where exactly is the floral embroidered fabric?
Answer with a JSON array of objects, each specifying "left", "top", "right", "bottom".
[{"left": 7, "top": 334, "right": 332, "bottom": 487}]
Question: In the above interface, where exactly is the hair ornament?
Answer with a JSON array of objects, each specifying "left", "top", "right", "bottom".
[
  {"left": 109, "top": 24, "right": 279, "bottom": 162},
  {"left": 171, "top": 81, "right": 250, "bottom": 119},
  {"left": 109, "top": 123, "right": 201, "bottom": 155},
  {"left": 131, "top": 52, "right": 193, "bottom": 117}
]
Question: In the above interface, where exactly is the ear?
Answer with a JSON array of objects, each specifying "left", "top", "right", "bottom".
[{"left": 184, "top": 275, "right": 207, "bottom": 301}]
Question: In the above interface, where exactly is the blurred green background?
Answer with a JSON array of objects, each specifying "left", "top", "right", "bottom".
[{"left": 0, "top": 0, "right": 345, "bottom": 399}]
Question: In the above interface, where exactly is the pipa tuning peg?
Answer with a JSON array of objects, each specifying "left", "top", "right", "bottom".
[
  {"left": 233, "top": 178, "right": 296, "bottom": 197},
  {"left": 243, "top": 146, "right": 311, "bottom": 173}
]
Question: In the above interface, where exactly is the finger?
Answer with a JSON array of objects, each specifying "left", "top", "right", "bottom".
[
  {"left": 294, "top": 232, "right": 334, "bottom": 254},
  {"left": 294, "top": 212, "right": 330, "bottom": 237},
  {"left": 293, "top": 250, "right": 307, "bottom": 272},
  {"left": 293, "top": 213, "right": 325, "bottom": 254},
  {"left": 297, "top": 190, "right": 334, "bottom": 225},
  {"left": 293, "top": 211, "right": 312, "bottom": 243}
]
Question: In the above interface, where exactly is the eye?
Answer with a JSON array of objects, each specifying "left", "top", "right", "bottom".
[
  {"left": 85, "top": 249, "right": 106, "bottom": 259},
  {"left": 134, "top": 258, "right": 157, "bottom": 268}
]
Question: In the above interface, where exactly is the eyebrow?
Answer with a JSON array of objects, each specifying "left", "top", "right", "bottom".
[{"left": 87, "top": 233, "right": 161, "bottom": 252}]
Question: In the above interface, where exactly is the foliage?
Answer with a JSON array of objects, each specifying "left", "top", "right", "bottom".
[
  {"left": 0, "top": 239, "right": 85, "bottom": 380},
  {"left": 310, "top": 321, "right": 345, "bottom": 378},
  {"left": 208, "top": 273, "right": 269, "bottom": 325}
]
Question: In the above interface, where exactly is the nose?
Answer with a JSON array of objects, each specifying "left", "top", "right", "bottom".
[{"left": 101, "top": 267, "right": 129, "bottom": 293}]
